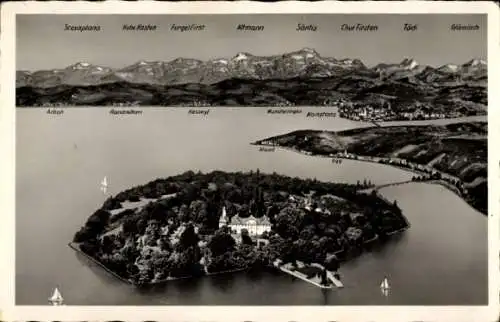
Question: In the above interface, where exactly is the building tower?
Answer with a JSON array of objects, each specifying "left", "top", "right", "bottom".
[{"left": 219, "top": 206, "right": 228, "bottom": 228}]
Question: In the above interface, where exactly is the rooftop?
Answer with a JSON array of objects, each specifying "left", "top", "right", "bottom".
[{"left": 230, "top": 215, "right": 271, "bottom": 226}]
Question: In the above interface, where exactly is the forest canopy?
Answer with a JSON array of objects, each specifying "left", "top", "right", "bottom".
[{"left": 72, "top": 170, "right": 409, "bottom": 286}]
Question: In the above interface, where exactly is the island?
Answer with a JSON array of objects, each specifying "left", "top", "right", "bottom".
[
  {"left": 71, "top": 170, "right": 409, "bottom": 287},
  {"left": 253, "top": 121, "right": 487, "bottom": 215}
]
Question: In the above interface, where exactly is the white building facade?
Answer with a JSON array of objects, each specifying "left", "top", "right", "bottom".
[{"left": 219, "top": 206, "right": 271, "bottom": 236}]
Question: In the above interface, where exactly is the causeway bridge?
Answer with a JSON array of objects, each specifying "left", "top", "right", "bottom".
[{"left": 359, "top": 180, "right": 414, "bottom": 193}]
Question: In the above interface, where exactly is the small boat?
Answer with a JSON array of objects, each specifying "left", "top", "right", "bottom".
[
  {"left": 100, "top": 176, "right": 108, "bottom": 193},
  {"left": 380, "top": 277, "right": 390, "bottom": 290},
  {"left": 48, "top": 287, "right": 64, "bottom": 305}
]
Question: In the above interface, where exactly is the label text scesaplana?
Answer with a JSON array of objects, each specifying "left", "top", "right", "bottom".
[{"left": 64, "top": 24, "right": 101, "bottom": 32}]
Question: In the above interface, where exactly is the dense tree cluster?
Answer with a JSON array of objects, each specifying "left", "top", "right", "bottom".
[{"left": 73, "top": 170, "right": 408, "bottom": 286}]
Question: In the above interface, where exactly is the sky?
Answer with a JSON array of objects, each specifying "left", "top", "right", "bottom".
[{"left": 17, "top": 14, "right": 487, "bottom": 71}]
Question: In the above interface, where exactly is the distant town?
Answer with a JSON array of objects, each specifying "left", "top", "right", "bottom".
[{"left": 337, "top": 101, "right": 455, "bottom": 122}]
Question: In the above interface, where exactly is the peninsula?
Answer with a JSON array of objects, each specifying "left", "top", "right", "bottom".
[
  {"left": 253, "top": 121, "right": 487, "bottom": 215},
  {"left": 71, "top": 170, "right": 409, "bottom": 287}
]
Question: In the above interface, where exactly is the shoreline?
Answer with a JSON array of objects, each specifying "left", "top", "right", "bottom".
[
  {"left": 331, "top": 224, "right": 409, "bottom": 258},
  {"left": 14, "top": 105, "right": 487, "bottom": 122},
  {"left": 253, "top": 143, "right": 481, "bottom": 214},
  {"left": 273, "top": 263, "right": 334, "bottom": 289},
  {"left": 68, "top": 242, "right": 249, "bottom": 287},
  {"left": 68, "top": 242, "right": 134, "bottom": 285},
  {"left": 69, "top": 226, "right": 406, "bottom": 290},
  {"left": 70, "top": 167, "right": 410, "bottom": 290},
  {"left": 272, "top": 260, "right": 344, "bottom": 289}
]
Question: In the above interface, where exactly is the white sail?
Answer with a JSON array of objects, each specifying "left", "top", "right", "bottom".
[
  {"left": 49, "top": 287, "right": 64, "bottom": 305},
  {"left": 100, "top": 176, "right": 108, "bottom": 194},
  {"left": 51, "top": 288, "right": 61, "bottom": 300},
  {"left": 380, "top": 278, "right": 390, "bottom": 290}
]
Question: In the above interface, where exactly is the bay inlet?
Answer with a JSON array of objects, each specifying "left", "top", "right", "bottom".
[{"left": 15, "top": 108, "right": 487, "bottom": 305}]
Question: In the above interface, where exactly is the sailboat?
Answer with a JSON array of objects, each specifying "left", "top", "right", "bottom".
[
  {"left": 380, "top": 277, "right": 390, "bottom": 290},
  {"left": 48, "top": 287, "right": 64, "bottom": 306},
  {"left": 100, "top": 176, "right": 108, "bottom": 193}
]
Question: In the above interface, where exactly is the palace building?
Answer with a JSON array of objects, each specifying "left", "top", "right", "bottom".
[{"left": 219, "top": 206, "right": 272, "bottom": 236}]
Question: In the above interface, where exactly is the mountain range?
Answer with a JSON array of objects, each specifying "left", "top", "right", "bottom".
[
  {"left": 17, "top": 48, "right": 487, "bottom": 88},
  {"left": 16, "top": 48, "right": 487, "bottom": 108}
]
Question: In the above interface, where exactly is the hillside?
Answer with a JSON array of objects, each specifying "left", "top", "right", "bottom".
[
  {"left": 17, "top": 49, "right": 486, "bottom": 116},
  {"left": 254, "top": 122, "right": 487, "bottom": 214},
  {"left": 16, "top": 77, "right": 486, "bottom": 117}
]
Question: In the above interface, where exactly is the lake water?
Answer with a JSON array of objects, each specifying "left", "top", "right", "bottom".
[{"left": 15, "top": 108, "right": 488, "bottom": 305}]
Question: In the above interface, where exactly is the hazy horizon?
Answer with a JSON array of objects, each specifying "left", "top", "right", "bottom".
[{"left": 17, "top": 14, "right": 487, "bottom": 71}]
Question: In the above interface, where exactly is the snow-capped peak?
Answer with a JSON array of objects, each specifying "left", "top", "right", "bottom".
[
  {"left": 212, "top": 58, "right": 229, "bottom": 65},
  {"left": 400, "top": 58, "right": 419, "bottom": 70},
  {"left": 465, "top": 58, "right": 486, "bottom": 67},
  {"left": 233, "top": 52, "right": 250, "bottom": 61},
  {"left": 438, "top": 64, "right": 459, "bottom": 73},
  {"left": 138, "top": 61, "right": 148, "bottom": 66},
  {"left": 301, "top": 47, "right": 317, "bottom": 53},
  {"left": 71, "top": 62, "right": 91, "bottom": 69},
  {"left": 299, "top": 48, "right": 319, "bottom": 58}
]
